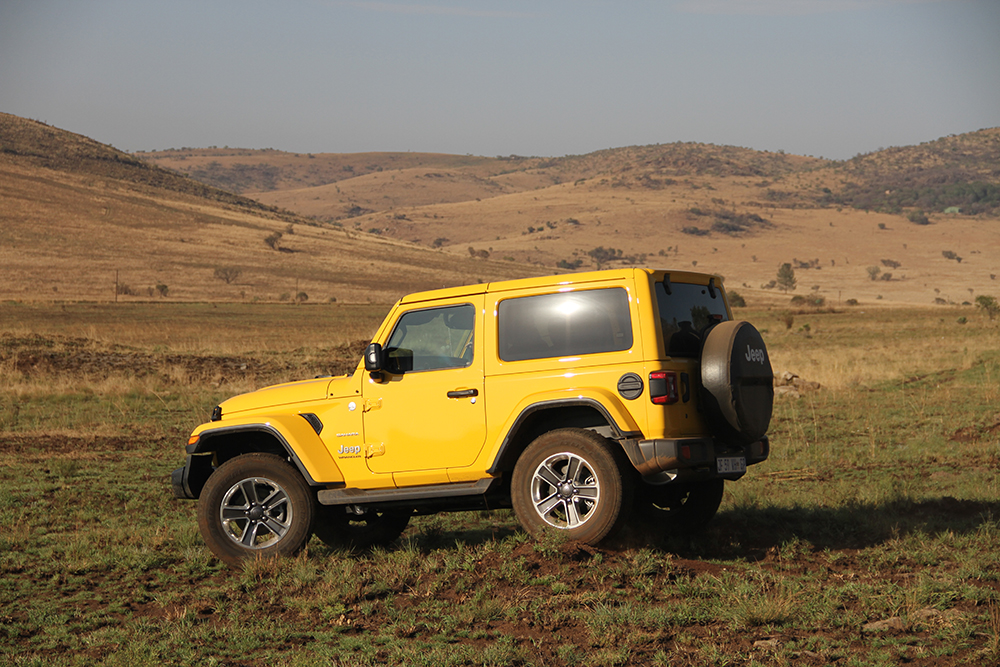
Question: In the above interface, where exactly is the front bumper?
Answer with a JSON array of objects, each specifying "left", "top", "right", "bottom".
[
  {"left": 171, "top": 454, "right": 214, "bottom": 500},
  {"left": 621, "top": 435, "right": 769, "bottom": 480}
]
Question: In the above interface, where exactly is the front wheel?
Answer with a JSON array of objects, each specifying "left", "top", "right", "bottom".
[
  {"left": 196, "top": 453, "right": 316, "bottom": 567},
  {"left": 511, "top": 428, "right": 633, "bottom": 545}
]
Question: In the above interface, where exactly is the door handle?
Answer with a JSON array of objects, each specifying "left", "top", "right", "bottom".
[{"left": 446, "top": 389, "right": 479, "bottom": 399}]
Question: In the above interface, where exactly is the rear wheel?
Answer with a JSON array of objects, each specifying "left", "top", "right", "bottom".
[
  {"left": 511, "top": 428, "right": 632, "bottom": 545},
  {"left": 313, "top": 506, "right": 410, "bottom": 550},
  {"left": 196, "top": 453, "right": 315, "bottom": 567},
  {"left": 637, "top": 479, "right": 724, "bottom": 534}
]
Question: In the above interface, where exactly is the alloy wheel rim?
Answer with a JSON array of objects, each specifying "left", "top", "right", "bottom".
[
  {"left": 219, "top": 476, "right": 293, "bottom": 548},
  {"left": 529, "top": 452, "right": 600, "bottom": 529}
]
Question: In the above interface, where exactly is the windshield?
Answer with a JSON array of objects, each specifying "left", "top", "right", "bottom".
[{"left": 655, "top": 281, "right": 728, "bottom": 358}]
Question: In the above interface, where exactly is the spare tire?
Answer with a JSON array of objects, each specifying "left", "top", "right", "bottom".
[{"left": 700, "top": 320, "right": 773, "bottom": 443}]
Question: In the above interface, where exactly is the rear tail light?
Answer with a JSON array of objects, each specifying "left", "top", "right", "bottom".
[{"left": 649, "top": 371, "right": 679, "bottom": 405}]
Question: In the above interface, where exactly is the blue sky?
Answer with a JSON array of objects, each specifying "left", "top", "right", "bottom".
[{"left": 1, "top": 0, "right": 998, "bottom": 159}]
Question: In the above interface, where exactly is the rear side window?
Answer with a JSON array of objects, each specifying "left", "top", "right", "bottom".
[
  {"left": 498, "top": 288, "right": 633, "bottom": 362},
  {"left": 655, "top": 281, "right": 729, "bottom": 358}
]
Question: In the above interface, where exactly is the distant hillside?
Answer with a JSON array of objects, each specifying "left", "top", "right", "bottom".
[
  {"left": 0, "top": 114, "right": 297, "bottom": 221},
  {"left": 140, "top": 128, "right": 1000, "bottom": 308},
  {"left": 831, "top": 128, "right": 1000, "bottom": 215},
  {"left": 0, "top": 114, "right": 535, "bottom": 304}
]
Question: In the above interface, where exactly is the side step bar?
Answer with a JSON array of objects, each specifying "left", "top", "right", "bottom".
[{"left": 317, "top": 478, "right": 496, "bottom": 506}]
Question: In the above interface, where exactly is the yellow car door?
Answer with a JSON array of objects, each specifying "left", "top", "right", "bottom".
[{"left": 362, "top": 297, "right": 486, "bottom": 484}]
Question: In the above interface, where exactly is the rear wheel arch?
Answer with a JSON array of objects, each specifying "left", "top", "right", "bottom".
[{"left": 488, "top": 400, "right": 635, "bottom": 475}]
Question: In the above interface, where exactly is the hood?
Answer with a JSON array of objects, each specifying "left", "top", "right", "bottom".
[{"left": 220, "top": 376, "right": 336, "bottom": 417}]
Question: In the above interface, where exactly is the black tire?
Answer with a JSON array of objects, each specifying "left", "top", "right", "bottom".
[
  {"left": 511, "top": 428, "right": 633, "bottom": 545},
  {"left": 312, "top": 505, "right": 410, "bottom": 550},
  {"left": 636, "top": 479, "right": 724, "bottom": 534},
  {"left": 196, "top": 453, "right": 316, "bottom": 568},
  {"left": 701, "top": 320, "right": 773, "bottom": 443}
]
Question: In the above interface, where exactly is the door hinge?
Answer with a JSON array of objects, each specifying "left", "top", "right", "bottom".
[
  {"left": 366, "top": 443, "right": 386, "bottom": 458},
  {"left": 363, "top": 398, "right": 382, "bottom": 413}
]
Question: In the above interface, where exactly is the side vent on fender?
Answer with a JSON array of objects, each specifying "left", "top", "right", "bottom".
[{"left": 300, "top": 413, "right": 324, "bottom": 435}]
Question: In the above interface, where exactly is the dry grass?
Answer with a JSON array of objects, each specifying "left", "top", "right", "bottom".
[{"left": 757, "top": 305, "right": 1000, "bottom": 389}]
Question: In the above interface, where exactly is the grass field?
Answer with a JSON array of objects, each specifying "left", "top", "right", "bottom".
[{"left": 2, "top": 302, "right": 999, "bottom": 666}]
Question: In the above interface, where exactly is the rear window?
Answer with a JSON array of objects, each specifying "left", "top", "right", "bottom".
[
  {"left": 655, "top": 281, "right": 729, "bottom": 357},
  {"left": 498, "top": 288, "right": 633, "bottom": 362}
]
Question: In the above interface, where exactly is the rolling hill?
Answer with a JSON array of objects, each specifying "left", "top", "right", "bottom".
[
  {"left": 0, "top": 113, "right": 534, "bottom": 305},
  {"left": 2, "top": 111, "right": 997, "bottom": 307},
  {"left": 141, "top": 129, "right": 1000, "bottom": 307}
]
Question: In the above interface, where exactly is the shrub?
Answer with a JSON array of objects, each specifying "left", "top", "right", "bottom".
[
  {"left": 295, "top": 292, "right": 309, "bottom": 303},
  {"left": 264, "top": 232, "right": 283, "bottom": 250},
  {"left": 846, "top": 298, "right": 859, "bottom": 306},
  {"left": 866, "top": 266, "right": 881, "bottom": 281},
  {"left": 907, "top": 210, "right": 931, "bottom": 225},
  {"left": 728, "top": 290, "right": 747, "bottom": 308},
  {"left": 557, "top": 259, "right": 584, "bottom": 270},
  {"left": 942, "top": 250, "right": 962, "bottom": 263},
  {"left": 976, "top": 295, "right": 999, "bottom": 320},
  {"left": 587, "top": 246, "right": 622, "bottom": 268},
  {"left": 155, "top": 283, "right": 169, "bottom": 297}
]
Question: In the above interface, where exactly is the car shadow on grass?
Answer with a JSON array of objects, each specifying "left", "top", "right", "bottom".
[
  {"left": 628, "top": 496, "right": 1000, "bottom": 561},
  {"left": 312, "top": 497, "right": 999, "bottom": 562}
]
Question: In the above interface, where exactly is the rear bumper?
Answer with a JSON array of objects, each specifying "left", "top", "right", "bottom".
[{"left": 622, "top": 435, "right": 769, "bottom": 479}]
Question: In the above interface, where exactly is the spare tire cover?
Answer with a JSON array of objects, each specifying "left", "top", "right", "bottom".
[{"left": 700, "top": 320, "right": 773, "bottom": 443}]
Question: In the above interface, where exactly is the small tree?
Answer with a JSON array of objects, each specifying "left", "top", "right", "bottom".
[
  {"left": 213, "top": 266, "right": 242, "bottom": 284},
  {"left": 976, "top": 295, "right": 999, "bottom": 320},
  {"left": 776, "top": 263, "right": 796, "bottom": 292},
  {"left": 866, "top": 266, "right": 882, "bottom": 281},
  {"left": 155, "top": 283, "right": 169, "bottom": 297}
]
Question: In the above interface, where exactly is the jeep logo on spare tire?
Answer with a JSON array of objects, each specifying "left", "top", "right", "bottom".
[{"left": 700, "top": 321, "right": 773, "bottom": 443}]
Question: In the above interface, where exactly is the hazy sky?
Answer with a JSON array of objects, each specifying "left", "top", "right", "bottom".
[{"left": 2, "top": 0, "right": 998, "bottom": 160}]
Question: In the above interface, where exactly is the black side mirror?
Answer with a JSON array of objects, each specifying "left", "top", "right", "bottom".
[{"left": 364, "top": 343, "right": 383, "bottom": 371}]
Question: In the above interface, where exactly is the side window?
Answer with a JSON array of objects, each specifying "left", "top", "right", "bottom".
[
  {"left": 655, "top": 281, "right": 729, "bottom": 358},
  {"left": 498, "top": 288, "right": 633, "bottom": 362},
  {"left": 384, "top": 304, "right": 475, "bottom": 373}
]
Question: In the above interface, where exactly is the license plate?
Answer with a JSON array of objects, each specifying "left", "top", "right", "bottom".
[{"left": 717, "top": 456, "right": 746, "bottom": 474}]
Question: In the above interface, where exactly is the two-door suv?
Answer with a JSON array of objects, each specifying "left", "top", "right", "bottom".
[{"left": 173, "top": 268, "right": 773, "bottom": 566}]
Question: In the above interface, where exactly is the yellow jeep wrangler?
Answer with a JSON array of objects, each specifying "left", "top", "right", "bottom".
[{"left": 172, "top": 268, "right": 772, "bottom": 566}]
